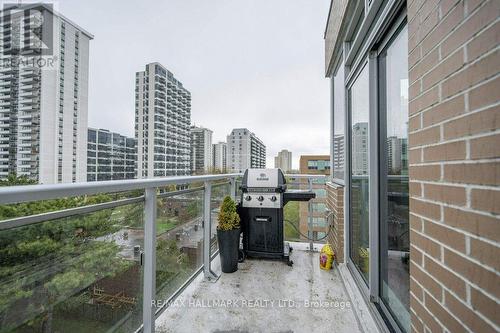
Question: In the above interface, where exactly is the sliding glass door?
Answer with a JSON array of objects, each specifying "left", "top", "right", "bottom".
[
  {"left": 349, "top": 64, "right": 370, "bottom": 283},
  {"left": 378, "top": 24, "right": 410, "bottom": 332}
]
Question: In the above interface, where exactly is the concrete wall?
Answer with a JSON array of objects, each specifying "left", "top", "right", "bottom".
[{"left": 407, "top": 0, "right": 499, "bottom": 331}]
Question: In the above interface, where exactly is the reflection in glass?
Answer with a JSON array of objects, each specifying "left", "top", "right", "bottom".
[
  {"left": 379, "top": 25, "right": 410, "bottom": 332},
  {"left": 349, "top": 64, "right": 370, "bottom": 282},
  {"left": 333, "top": 62, "right": 345, "bottom": 180}
]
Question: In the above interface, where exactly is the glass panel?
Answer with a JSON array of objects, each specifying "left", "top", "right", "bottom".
[
  {"left": 333, "top": 62, "right": 345, "bottom": 180},
  {"left": 284, "top": 176, "right": 307, "bottom": 242},
  {"left": 155, "top": 190, "right": 204, "bottom": 305},
  {"left": 379, "top": 25, "right": 410, "bottom": 332},
  {"left": 211, "top": 183, "right": 232, "bottom": 252},
  {"left": 0, "top": 203, "right": 144, "bottom": 332},
  {"left": 349, "top": 64, "right": 370, "bottom": 282}
]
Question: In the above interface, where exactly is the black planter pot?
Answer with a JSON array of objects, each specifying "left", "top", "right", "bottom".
[{"left": 217, "top": 228, "right": 240, "bottom": 273}]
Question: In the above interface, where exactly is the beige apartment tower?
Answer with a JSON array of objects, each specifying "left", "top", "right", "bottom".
[{"left": 274, "top": 149, "right": 292, "bottom": 172}]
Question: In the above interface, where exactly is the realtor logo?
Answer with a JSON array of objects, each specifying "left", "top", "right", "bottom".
[{"left": 1, "top": 3, "right": 54, "bottom": 56}]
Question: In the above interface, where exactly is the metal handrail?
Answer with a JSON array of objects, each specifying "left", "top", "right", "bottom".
[{"left": 0, "top": 173, "right": 242, "bottom": 204}]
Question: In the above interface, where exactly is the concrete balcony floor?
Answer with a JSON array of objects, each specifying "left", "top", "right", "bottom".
[{"left": 156, "top": 243, "right": 371, "bottom": 333}]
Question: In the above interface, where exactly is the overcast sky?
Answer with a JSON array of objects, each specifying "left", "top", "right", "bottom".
[{"left": 59, "top": 0, "right": 331, "bottom": 169}]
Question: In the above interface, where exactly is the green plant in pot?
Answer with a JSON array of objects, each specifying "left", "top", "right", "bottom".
[{"left": 217, "top": 196, "right": 241, "bottom": 273}]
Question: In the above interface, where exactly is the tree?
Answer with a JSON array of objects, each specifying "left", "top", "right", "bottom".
[
  {"left": 0, "top": 173, "right": 36, "bottom": 187},
  {"left": 0, "top": 195, "right": 137, "bottom": 331}
]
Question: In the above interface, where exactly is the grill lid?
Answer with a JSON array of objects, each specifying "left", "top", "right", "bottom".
[{"left": 241, "top": 168, "right": 287, "bottom": 192}]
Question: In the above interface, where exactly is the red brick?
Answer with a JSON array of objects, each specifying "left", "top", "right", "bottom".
[
  {"left": 411, "top": 229, "right": 442, "bottom": 260},
  {"left": 409, "top": 113, "right": 421, "bottom": 132},
  {"left": 411, "top": 198, "right": 442, "bottom": 220},
  {"left": 409, "top": 45, "right": 422, "bottom": 70},
  {"left": 424, "top": 183, "right": 466, "bottom": 205},
  {"left": 411, "top": 260, "right": 443, "bottom": 300},
  {"left": 410, "top": 293, "right": 442, "bottom": 333},
  {"left": 443, "top": 206, "right": 500, "bottom": 242},
  {"left": 409, "top": 125, "right": 440, "bottom": 146},
  {"left": 467, "top": 20, "right": 500, "bottom": 62},
  {"left": 443, "top": 161, "right": 500, "bottom": 186},
  {"left": 445, "top": 290, "right": 497, "bottom": 333},
  {"left": 410, "top": 276, "right": 424, "bottom": 301},
  {"left": 409, "top": 148, "right": 422, "bottom": 164},
  {"left": 421, "top": 1, "right": 464, "bottom": 56},
  {"left": 424, "top": 255, "right": 467, "bottom": 300},
  {"left": 424, "top": 290, "right": 467, "bottom": 333},
  {"left": 441, "top": 0, "right": 500, "bottom": 58},
  {"left": 422, "top": 48, "right": 465, "bottom": 90},
  {"left": 411, "top": 243, "right": 424, "bottom": 266},
  {"left": 424, "top": 219, "right": 466, "bottom": 252},
  {"left": 409, "top": 86, "right": 439, "bottom": 114},
  {"left": 444, "top": 248, "right": 500, "bottom": 299},
  {"left": 469, "top": 75, "right": 500, "bottom": 111},
  {"left": 423, "top": 141, "right": 466, "bottom": 162},
  {"left": 443, "top": 105, "right": 500, "bottom": 140},
  {"left": 471, "top": 287, "right": 500, "bottom": 327},
  {"left": 471, "top": 188, "right": 500, "bottom": 214},
  {"left": 470, "top": 133, "right": 500, "bottom": 160},
  {"left": 441, "top": 49, "right": 500, "bottom": 99},
  {"left": 410, "top": 213, "right": 423, "bottom": 232},
  {"left": 440, "top": 0, "right": 461, "bottom": 17},
  {"left": 470, "top": 238, "right": 500, "bottom": 271},
  {"left": 422, "top": 94, "right": 465, "bottom": 127},
  {"left": 409, "top": 164, "right": 441, "bottom": 181}
]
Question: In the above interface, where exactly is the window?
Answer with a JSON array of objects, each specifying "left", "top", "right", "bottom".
[
  {"left": 379, "top": 24, "right": 409, "bottom": 332},
  {"left": 333, "top": 60, "right": 345, "bottom": 180},
  {"left": 349, "top": 63, "right": 370, "bottom": 283}
]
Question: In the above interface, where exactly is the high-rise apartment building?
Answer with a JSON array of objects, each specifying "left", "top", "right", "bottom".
[
  {"left": 87, "top": 128, "right": 136, "bottom": 181},
  {"left": 332, "top": 134, "right": 344, "bottom": 179},
  {"left": 212, "top": 141, "right": 227, "bottom": 172},
  {"left": 351, "top": 122, "right": 368, "bottom": 175},
  {"left": 386, "top": 136, "right": 408, "bottom": 175},
  {"left": 226, "top": 128, "right": 265, "bottom": 172},
  {"left": 135, "top": 63, "right": 191, "bottom": 178},
  {"left": 274, "top": 149, "right": 292, "bottom": 172},
  {"left": 0, "top": 4, "right": 92, "bottom": 183},
  {"left": 190, "top": 126, "right": 212, "bottom": 174}
]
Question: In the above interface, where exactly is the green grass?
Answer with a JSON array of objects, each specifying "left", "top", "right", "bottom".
[{"left": 156, "top": 216, "right": 179, "bottom": 234}]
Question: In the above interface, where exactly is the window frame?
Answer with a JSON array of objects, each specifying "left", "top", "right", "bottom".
[{"left": 339, "top": 1, "right": 408, "bottom": 332}]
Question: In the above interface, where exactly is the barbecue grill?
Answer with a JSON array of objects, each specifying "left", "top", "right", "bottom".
[{"left": 239, "top": 168, "right": 315, "bottom": 266}]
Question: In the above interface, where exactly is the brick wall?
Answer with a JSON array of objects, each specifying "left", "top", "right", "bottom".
[
  {"left": 407, "top": 0, "right": 499, "bottom": 332},
  {"left": 326, "top": 182, "right": 344, "bottom": 263}
]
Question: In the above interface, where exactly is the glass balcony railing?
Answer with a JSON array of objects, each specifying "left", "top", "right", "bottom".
[{"left": 0, "top": 173, "right": 326, "bottom": 333}]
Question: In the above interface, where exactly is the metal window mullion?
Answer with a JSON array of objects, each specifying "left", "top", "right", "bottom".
[
  {"left": 230, "top": 177, "right": 236, "bottom": 200},
  {"left": 143, "top": 187, "right": 157, "bottom": 333},
  {"left": 368, "top": 52, "right": 380, "bottom": 302}
]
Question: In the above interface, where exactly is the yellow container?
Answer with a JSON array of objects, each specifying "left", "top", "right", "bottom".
[{"left": 319, "top": 244, "right": 334, "bottom": 270}]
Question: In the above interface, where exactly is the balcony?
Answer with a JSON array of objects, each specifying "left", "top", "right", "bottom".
[{"left": 0, "top": 173, "right": 378, "bottom": 333}]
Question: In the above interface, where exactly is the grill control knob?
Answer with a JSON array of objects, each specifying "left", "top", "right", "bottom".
[
  {"left": 257, "top": 195, "right": 264, "bottom": 202},
  {"left": 270, "top": 195, "right": 277, "bottom": 202},
  {"left": 245, "top": 195, "right": 252, "bottom": 201}
]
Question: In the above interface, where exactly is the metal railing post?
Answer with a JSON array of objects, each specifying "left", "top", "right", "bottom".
[
  {"left": 143, "top": 187, "right": 157, "bottom": 333},
  {"left": 308, "top": 178, "right": 314, "bottom": 251},
  {"left": 203, "top": 181, "right": 219, "bottom": 282},
  {"left": 230, "top": 177, "right": 236, "bottom": 200}
]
